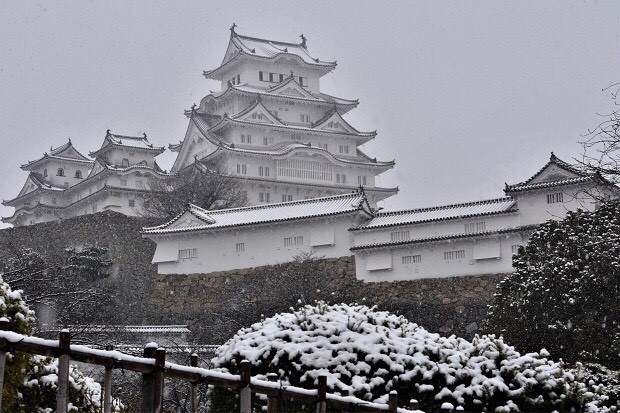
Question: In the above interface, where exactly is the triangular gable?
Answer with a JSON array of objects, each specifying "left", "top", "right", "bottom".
[
  {"left": 268, "top": 78, "right": 318, "bottom": 100},
  {"left": 17, "top": 175, "right": 43, "bottom": 197},
  {"left": 53, "top": 144, "right": 90, "bottom": 161},
  {"left": 222, "top": 37, "right": 242, "bottom": 66},
  {"left": 314, "top": 111, "right": 358, "bottom": 134},
  {"left": 526, "top": 155, "right": 588, "bottom": 185},
  {"left": 235, "top": 101, "right": 282, "bottom": 125},
  {"left": 165, "top": 208, "right": 216, "bottom": 230},
  {"left": 87, "top": 159, "right": 107, "bottom": 178}
]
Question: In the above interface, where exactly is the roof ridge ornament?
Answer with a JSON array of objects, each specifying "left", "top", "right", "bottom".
[
  {"left": 106, "top": 129, "right": 111, "bottom": 136},
  {"left": 230, "top": 23, "right": 237, "bottom": 37},
  {"left": 300, "top": 34, "right": 307, "bottom": 49}
]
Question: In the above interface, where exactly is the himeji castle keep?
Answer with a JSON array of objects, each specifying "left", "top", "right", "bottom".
[{"left": 4, "top": 27, "right": 619, "bottom": 282}]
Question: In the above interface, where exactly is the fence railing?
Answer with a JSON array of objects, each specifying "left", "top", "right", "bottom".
[{"left": 0, "top": 322, "right": 426, "bottom": 413}]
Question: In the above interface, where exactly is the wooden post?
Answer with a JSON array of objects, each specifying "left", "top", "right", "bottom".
[
  {"left": 340, "top": 389, "right": 349, "bottom": 413},
  {"left": 154, "top": 348, "right": 166, "bottom": 413},
  {"left": 239, "top": 360, "right": 252, "bottom": 413},
  {"left": 57, "top": 330, "right": 70, "bottom": 413},
  {"left": 388, "top": 391, "right": 398, "bottom": 413},
  {"left": 189, "top": 354, "right": 198, "bottom": 413},
  {"left": 141, "top": 343, "right": 157, "bottom": 413},
  {"left": 267, "top": 373, "right": 278, "bottom": 413},
  {"left": 0, "top": 317, "right": 10, "bottom": 412},
  {"left": 316, "top": 375, "right": 327, "bottom": 413},
  {"left": 103, "top": 345, "right": 113, "bottom": 413},
  {"left": 409, "top": 399, "right": 420, "bottom": 411}
]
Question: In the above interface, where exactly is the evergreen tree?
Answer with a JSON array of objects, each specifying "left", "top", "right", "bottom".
[{"left": 487, "top": 202, "right": 620, "bottom": 368}]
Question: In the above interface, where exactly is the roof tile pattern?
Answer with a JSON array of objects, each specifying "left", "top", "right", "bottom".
[
  {"left": 355, "top": 197, "right": 517, "bottom": 230},
  {"left": 143, "top": 192, "right": 369, "bottom": 234}
]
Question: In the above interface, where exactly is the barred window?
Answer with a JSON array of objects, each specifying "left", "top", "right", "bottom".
[
  {"left": 511, "top": 244, "right": 521, "bottom": 255},
  {"left": 179, "top": 248, "right": 197, "bottom": 259},
  {"left": 390, "top": 230, "right": 410, "bottom": 242},
  {"left": 277, "top": 159, "right": 333, "bottom": 181},
  {"left": 444, "top": 250, "right": 465, "bottom": 260},
  {"left": 547, "top": 192, "right": 564, "bottom": 204},
  {"left": 284, "top": 237, "right": 293, "bottom": 247},
  {"left": 402, "top": 255, "right": 421, "bottom": 264},
  {"left": 236, "top": 243, "right": 245, "bottom": 253},
  {"left": 464, "top": 222, "right": 486, "bottom": 234}
]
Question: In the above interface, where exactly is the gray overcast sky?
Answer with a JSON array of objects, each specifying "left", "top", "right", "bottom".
[{"left": 1, "top": 1, "right": 619, "bottom": 227}]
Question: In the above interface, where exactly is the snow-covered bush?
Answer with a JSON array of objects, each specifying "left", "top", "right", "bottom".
[
  {"left": 487, "top": 202, "right": 620, "bottom": 368},
  {"left": 0, "top": 274, "right": 122, "bottom": 412},
  {"left": 211, "top": 302, "right": 615, "bottom": 412}
]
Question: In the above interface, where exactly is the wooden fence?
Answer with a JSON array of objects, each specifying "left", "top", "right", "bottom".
[{"left": 0, "top": 322, "right": 427, "bottom": 413}]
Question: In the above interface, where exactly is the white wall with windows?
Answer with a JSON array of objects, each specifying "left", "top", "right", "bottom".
[
  {"left": 150, "top": 215, "right": 358, "bottom": 274},
  {"left": 354, "top": 232, "right": 526, "bottom": 282}
]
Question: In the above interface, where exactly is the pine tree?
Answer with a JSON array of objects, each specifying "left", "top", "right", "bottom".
[{"left": 487, "top": 202, "right": 620, "bottom": 368}]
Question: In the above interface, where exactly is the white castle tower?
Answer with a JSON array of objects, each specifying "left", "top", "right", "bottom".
[{"left": 169, "top": 25, "right": 397, "bottom": 206}]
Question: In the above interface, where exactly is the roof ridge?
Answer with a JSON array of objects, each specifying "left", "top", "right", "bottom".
[
  {"left": 235, "top": 32, "right": 303, "bottom": 49},
  {"left": 375, "top": 197, "right": 515, "bottom": 217},
  {"left": 202, "top": 191, "right": 363, "bottom": 215}
]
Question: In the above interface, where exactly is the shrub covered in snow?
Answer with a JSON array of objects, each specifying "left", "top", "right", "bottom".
[
  {"left": 488, "top": 202, "right": 620, "bottom": 368},
  {"left": 0, "top": 274, "right": 122, "bottom": 412},
  {"left": 211, "top": 302, "right": 616, "bottom": 412}
]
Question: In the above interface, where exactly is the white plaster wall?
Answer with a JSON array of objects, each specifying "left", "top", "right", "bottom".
[
  {"left": 222, "top": 60, "right": 323, "bottom": 93},
  {"left": 355, "top": 232, "right": 526, "bottom": 282},
  {"left": 103, "top": 147, "right": 157, "bottom": 168},
  {"left": 152, "top": 215, "right": 358, "bottom": 274},
  {"left": 514, "top": 187, "right": 598, "bottom": 226},
  {"left": 34, "top": 161, "right": 89, "bottom": 188}
]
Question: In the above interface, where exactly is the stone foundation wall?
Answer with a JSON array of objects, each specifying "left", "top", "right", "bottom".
[{"left": 152, "top": 256, "right": 504, "bottom": 343}]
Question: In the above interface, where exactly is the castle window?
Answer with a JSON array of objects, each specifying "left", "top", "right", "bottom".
[
  {"left": 179, "top": 248, "right": 197, "bottom": 259},
  {"left": 277, "top": 159, "right": 333, "bottom": 182},
  {"left": 336, "top": 173, "right": 347, "bottom": 184},
  {"left": 284, "top": 237, "right": 293, "bottom": 247},
  {"left": 339, "top": 145, "right": 349, "bottom": 154},
  {"left": 465, "top": 222, "right": 486, "bottom": 234},
  {"left": 122, "top": 158, "right": 129, "bottom": 167},
  {"left": 236, "top": 243, "right": 245, "bottom": 253},
  {"left": 444, "top": 250, "right": 465, "bottom": 260},
  {"left": 402, "top": 255, "right": 421, "bottom": 265},
  {"left": 547, "top": 192, "right": 564, "bottom": 204},
  {"left": 259, "top": 166, "right": 270, "bottom": 177},
  {"left": 390, "top": 230, "right": 410, "bottom": 242},
  {"left": 43, "top": 169, "right": 48, "bottom": 177},
  {"left": 129, "top": 199, "right": 135, "bottom": 207},
  {"left": 357, "top": 176, "right": 367, "bottom": 186},
  {"left": 282, "top": 194, "right": 293, "bottom": 202},
  {"left": 263, "top": 137, "right": 268, "bottom": 146},
  {"left": 511, "top": 244, "right": 521, "bottom": 255},
  {"left": 300, "top": 114, "right": 310, "bottom": 123},
  {"left": 279, "top": 73, "right": 284, "bottom": 82},
  {"left": 321, "top": 143, "right": 328, "bottom": 151},
  {"left": 237, "top": 74, "right": 240, "bottom": 84},
  {"left": 294, "top": 236, "right": 304, "bottom": 246},
  {"left": 298, "top": 77, "right": 307, "bottom": 87},
  {"left": 75, "top": 170, "right": 82, "bottom": 179},
  {"left": 259, "top": 71, "right": 265, "bottom": 81},
  {"left": 57, "top": 168, "right": 65, "bottom": 177},
  {"left": 259, "top": 192, "right": 270, "bottom": 203},
  {"left": 236, "top": 164, "right": 247, "bottom": 174},
  {"left": 269, "top": 72, "right": 275, "bottom": 82}
]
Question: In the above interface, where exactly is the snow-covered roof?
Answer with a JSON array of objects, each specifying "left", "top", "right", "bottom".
[
  {"left": 353, "top": 197, "right": 517, "bottom": 231},
  {"left": 504, "top": 153, "right": 604, "bottom": 193},
  {"left": 65, "top": 325, "right": 191, "bottom": 334},
  {"left": 351, "top": 225, "right": 537, "bottom": 251},
  {"left": 89, "top": 130, "right": 165, "bottom": 157},
  {"left": 205, "top": 28, "right": 336, "bottom": 79},
  {"left": 142, "top": 191, "right": 372, "bottom": 235},
  {"left": 201, "top": 142, "right": 395, "bottom": 170},
  {"left": 21, "top": 140, "right": 93, "bottom": 170}
]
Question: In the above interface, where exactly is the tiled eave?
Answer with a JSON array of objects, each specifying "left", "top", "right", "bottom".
[
  {"left": 350, "top": 225, "right": 539, "bottom": 251},
  {"left": 209, "top": 116, "right": 376, "bottom": 141},
  {"left": 204, "top": 50, "right": 335, "bottom": 81},
  {"left": 505, "top": 176, "right": 596, "bottom": 193},
  {"left": 89, "top": 143, "right": 165, "bottom": 158},
  {"left": 350, "top": 208, "right": 519, "bottom": 232},
  {"left": 142, "top": 207, "right": 363, "bottom": 236},
  {"left": 21, "top": 154, "right": 94, "bottom": 170},
  {"left": 201, "top": 143, "right": 394, "bottom": 171}
]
